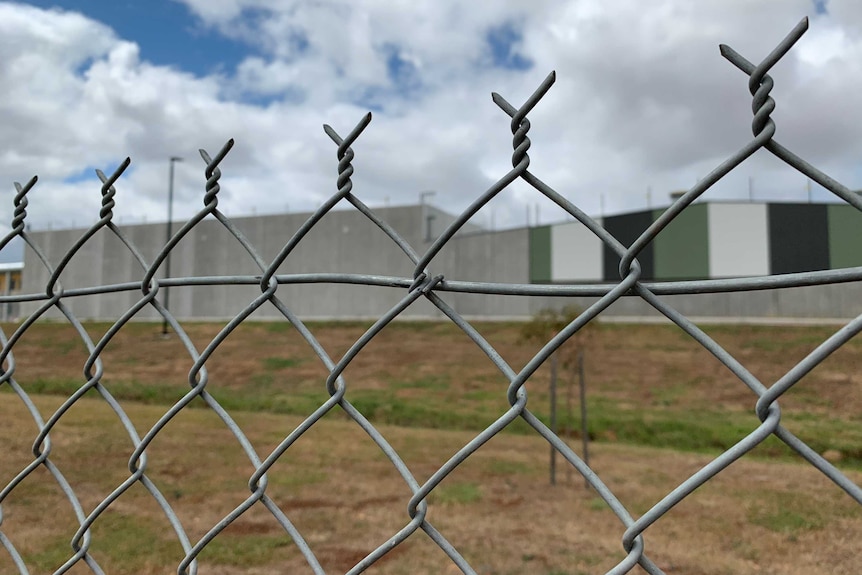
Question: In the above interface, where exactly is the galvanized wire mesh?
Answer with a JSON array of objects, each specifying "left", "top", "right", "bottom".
[{"left": 1, "top": 17, "right": 861, "bottom": 574}]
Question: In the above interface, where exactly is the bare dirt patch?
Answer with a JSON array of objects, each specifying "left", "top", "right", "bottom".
[{"left": 0, "top": 395, "right": 860, "bottom": 574}]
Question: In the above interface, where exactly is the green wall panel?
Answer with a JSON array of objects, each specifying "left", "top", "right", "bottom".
[
  {"left": 529, "top": 226, "right": 551, "bottom": 283},
  {"left": 651, "top": 204, "right": 709, "bottom": 280},
  {"left": 828, "top": 204, "right": 862, "bottom": 269}
]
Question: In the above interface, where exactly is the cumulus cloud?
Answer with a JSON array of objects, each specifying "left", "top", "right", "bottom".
[{"left": 0, "top": 0, "right": 860, "bottom": 241}]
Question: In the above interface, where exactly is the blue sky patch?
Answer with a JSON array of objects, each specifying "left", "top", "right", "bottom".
[
  {"left": 64, "top": 165, "right": 103, "bottom": 184},
  {"left": 351, "top": 86, "right": 386, "bottom": 113},
  {"left": 238, "top": 85, "right": 306, "bottom": 108},
  {"left": 22, "top": 0, "right": 252, "bottom": 77},
  {"left": 73, "top": 55, "right": 97, "bottom": 77},
  {"left": 64, "top": 162, "right": 133, "bottom": 185},
  {"left": 348, "top": 44, "right": 423, "bottom": 111},
  {"left": 0, "top": 236, "right": 24, "bottom": 264},
  {"left": 384, "top": 44, "right": 421, "bottom": 94},
  {"left": 486, "top": 21, "right": 532, "bottom": 71}
]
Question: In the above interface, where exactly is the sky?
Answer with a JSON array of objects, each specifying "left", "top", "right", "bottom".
[{"left": 0, "top": 0, "right": 860, "bottom": 249}]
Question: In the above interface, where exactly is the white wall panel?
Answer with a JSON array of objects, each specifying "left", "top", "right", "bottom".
[
  {"left": 708, "top": 203, "right": 769, "bottom": 277},
  {"left": 551, "top": 221, "right": 603, "bottom": 282}
]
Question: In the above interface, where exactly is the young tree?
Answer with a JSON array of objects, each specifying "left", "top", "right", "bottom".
[
  {"left": 519, "top": 305, "right": 594, "bottom": 366},
  {"left": 521, "top": 305, "right": 595, "bottom": 486}
]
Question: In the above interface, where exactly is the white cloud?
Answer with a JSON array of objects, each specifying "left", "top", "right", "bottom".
[{"left": 0, "top": 0, "right": 861, "bottom": 247}]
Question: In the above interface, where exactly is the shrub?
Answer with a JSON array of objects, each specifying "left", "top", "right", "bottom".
[{"left": 519, "top": 305, "right": 594, "bottom": 367}]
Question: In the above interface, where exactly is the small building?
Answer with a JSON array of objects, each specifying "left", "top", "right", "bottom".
[{"left": 0, "top": 261, "right": 24, "bottom": 322}]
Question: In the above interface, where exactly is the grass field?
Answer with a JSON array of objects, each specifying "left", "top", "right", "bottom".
[{"left": 1, "top": 320, "right": 862, "bottom": 574}]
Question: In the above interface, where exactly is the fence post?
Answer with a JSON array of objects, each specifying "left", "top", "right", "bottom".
[
  {"left": 579, "top": 350, "right": 590, "bottom": 490},
  {"left": 549, "top": 351, "right": 558, "bottom": 486},
  {"left": 566, "top": 350, "right": 574, "bottom": 484}
]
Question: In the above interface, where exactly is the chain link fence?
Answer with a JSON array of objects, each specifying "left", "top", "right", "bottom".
[{"left": 1, "top": 17, "right": 861, "bottom": 574}]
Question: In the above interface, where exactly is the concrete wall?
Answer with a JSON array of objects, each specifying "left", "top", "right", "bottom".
[
  {"left": 531, "top": 282, "right": 862, "bottom": 321},
  {"left": 21, "top": 205, "right": 528, "bottom": 321},
  {"left": 24, "top": 206, "right": 429, "bottom": 320},
  {"left": 432, "top": 227, "right": 531, "bottom": 317},
  {"left": 19, "top": 202, "right": 862, "bottom": 322}
]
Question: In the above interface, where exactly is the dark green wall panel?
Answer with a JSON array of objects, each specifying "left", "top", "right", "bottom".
[
  {"left": 768, "top": 203, "right": 829, "bottom": 274},
  {"left": 828, "top": 204, "right": 862, "bottom": 269},
  {"left": 529, "top": 226, "right": 551, "bottom": 283},
  {"left": 651, "top": 204, "right": 709, "bottom": 280},
  {"left": 603, "top": 211, "right": 654, "bottom": 281}
]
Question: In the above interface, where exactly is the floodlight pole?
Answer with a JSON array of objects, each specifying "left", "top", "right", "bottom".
[
  {"left": 419, "top": 190, "right": 436, "bottom": 242},
  {"left": 162, "top": 156, "right": 183, "bottom": 335}
]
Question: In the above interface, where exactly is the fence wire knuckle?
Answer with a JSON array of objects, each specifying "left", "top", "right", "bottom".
[{"left": 0, "top": 17, "right": 860, "bottom": 575}]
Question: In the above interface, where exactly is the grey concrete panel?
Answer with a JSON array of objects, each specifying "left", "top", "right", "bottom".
[
  {"left": 18, "top": 204, "right": 862, "bottom": 322},
  {"left": 528, "top": 282, "right": 862, "bottom": 321},
  {"left": 433, "top": 227, "right": 531, "bottom": 317}
]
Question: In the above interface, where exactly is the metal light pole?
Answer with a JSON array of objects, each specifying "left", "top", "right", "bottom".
[
  {"left": 162, "top": 156, "right": 183, "bottom": 335},
  {"left": 419, "top": 190, "right": 436, "bottom": 242},
  {"left": 419, "top": 190, "right": 436, "bottom": 206}
]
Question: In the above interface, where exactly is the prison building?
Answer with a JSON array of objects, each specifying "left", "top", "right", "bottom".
[
  {"left": 530, "top": 202, "right": 862, "bottom": 283},
  {"left": 17, "top": 200, "right": 862, "bottom": 321}
]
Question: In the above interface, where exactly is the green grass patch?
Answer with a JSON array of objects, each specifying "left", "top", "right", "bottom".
[
  {"left": 462, "top": 389, "right": 499, "bottom": 401},
  {"left": 486, "top": 459, "right": 537, "bottom": 476},
  {"left": 344, "top": 390, "right": 499, "bottom": 430},
  {"left": 10, "top": 377, "right": 862, "bottom": 470},
  {"left": 706, "top": 324, "right": 843, "bottom": 351},
  {"left": 261, "top": 319, "right": 371, "bottom": 333},
  {"left": 263, "top": 321, "right": 294, "bottom": 333},
  {"left": 8, "top": 378, "right": 185, "bottom": 405},
  {"left": 431, "top": 481, "right": 481, "bottom": 505},
  {"left": 388, "top": 321, "right": 449, "bottom": 333},
  {"left": 269, "top": 468, "right": 328, "bottom": 489},
  {"left": 739, "top": 484, "right": 862, "bottom": 538},
  {"left": 8, "top": 329, "right": 862, "bottom": 472},
  {"left": 261, "top": 356, "right": 303, "bottom": 370},
  {"left": 21, "top": 534, "right": 75, "bottom": 574},
  {"left": 747, "top": 491, "right": 831, "bottom": 534},
  {"left": 24, "top": 511, "right": 185, "bottom": 573},
  {"left": 651, "top": 381, "right": 692, "bottom": 407},
  {"left": 250, "top": 372, "right": 275, "bottom": 387},
  {"left": 89, "top": 512, "right": 185, "bottom": 566},
  {"left": 196, "top": 532, "right": 297, "bottom": 566},
  {"left": 390, "top": 375, "right": 449, "bottom": 391}
]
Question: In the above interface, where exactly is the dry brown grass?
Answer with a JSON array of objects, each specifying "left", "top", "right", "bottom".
[
  {"left": 2, "top": 396, "right": 862, "bottom": 575},
  {"left": 1, "top": 320, "right": 862, "bottom": 573}
]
